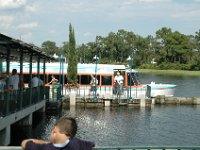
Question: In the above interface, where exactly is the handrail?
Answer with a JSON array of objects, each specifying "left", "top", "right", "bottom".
[
  {"left": 0, "top": 86, "right": 49, "bottom": 117},
  {"left": 1, "top": 146, "right": 200, "bottom": 150},
  {"left": 93, "top": 146, "right": 200, "bottom": 150}
]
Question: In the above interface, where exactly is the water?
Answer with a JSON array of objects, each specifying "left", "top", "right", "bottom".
[
  {"left": 12, "top": 106, "right": 200, "bottom": 146},
  {"left": 10, "top": 75, "right": 200, "bottom": 146},
  {"left": 140, "top": 74, "right": 200, "bottom": 97}
]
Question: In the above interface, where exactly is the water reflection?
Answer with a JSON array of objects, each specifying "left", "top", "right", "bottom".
[
  {"left": 11, "top": 105, "right": 200, "bottom": 146},
  {"left": 10, "top": 74, "right": 200, "bottom": 146},
  {"left": 63, "top": 106, "right": 200, "bottom": 146}
]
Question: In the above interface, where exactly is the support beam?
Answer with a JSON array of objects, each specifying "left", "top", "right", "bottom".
[{"left": 0, "top": 126, "right": 10, "bottom": 146}]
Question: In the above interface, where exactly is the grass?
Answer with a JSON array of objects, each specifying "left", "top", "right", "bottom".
[{"left": 137, "top": 69, "right": 200, "bottom": 77}]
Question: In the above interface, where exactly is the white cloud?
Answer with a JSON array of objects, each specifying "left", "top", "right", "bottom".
[
  {"left": 0, "top": 0, "right": 26, "bottom": 9},
  {"left": 83, "top": 32, "right": 93, "bottom": 37},
  {"left": 49, "top": 30, "right": 56, "bottom": 34},
  {"left": 17, "top": 22, "right": 38, "bottom": 29},
  {"left": 20, "top": 32, "right": 33, "bottom": 42},
  {"left": 25, "top": 4, "right": 37, "bottom": 12},
  {"left": 172, "top": 9, "right": 200, "bottom": 19},
  {"left": 0, "top": 15, "right": 14, "bottom": 28},
  {"left": 139, "top": 0, "right": 172, "bottom": 2},
  {"left": 0, "top": 0, "right": 199, "bottom": 46}
]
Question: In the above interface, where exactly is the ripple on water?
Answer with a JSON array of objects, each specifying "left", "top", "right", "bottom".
[{"left": 11, "top": 105, "right": 200, "bottom": 146}]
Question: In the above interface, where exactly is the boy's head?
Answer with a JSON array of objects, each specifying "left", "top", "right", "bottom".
[
  {"left": 55, "top": 117, "right": 77, "bottom": 137},
  {"left": 50, "top": 117, "right": 77, "bottom": 143},
  {"left": 12, "top": 69, "right": 17, "bottom": 75}
]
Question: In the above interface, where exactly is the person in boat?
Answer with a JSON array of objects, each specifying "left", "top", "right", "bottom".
[
  {"left": 114, "top": 71, "right": 124, "bottom": 94},
  {"left": 21, "top": 116, "right": 95, "bottom": 150}
]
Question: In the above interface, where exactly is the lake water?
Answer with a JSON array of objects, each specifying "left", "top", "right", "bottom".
[
  {"left": 140, "top": 74, "right": 200, "bottom": 97},
  {"left": 12, "top": 105, "right": 200, "bottom": 146},
  {"left": 10, "top": 74, "right": 200, "bottom": 146}
]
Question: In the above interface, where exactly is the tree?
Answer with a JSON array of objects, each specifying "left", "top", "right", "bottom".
[
  {"left": 52, "top": 27, "right": 200, "bottom": 70},
  {"left": 67, "top": 24, "right": 77, "bottom": 85},
  {"left": 41, "top": 41, "right": 58, "bottom": 56},
  {"left": 195, "top": 29, "right": 200, "bottom": 51},
  {"left": 60, "top": 42, "right": 69, "bottom": 63}
]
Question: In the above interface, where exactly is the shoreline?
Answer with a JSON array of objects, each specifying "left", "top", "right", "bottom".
[
  {"left": 138, "top": 69, "right": 200, "bottom": 77},
  {"left": 60, "top": 96, "right": 200, "bottom": 109}
]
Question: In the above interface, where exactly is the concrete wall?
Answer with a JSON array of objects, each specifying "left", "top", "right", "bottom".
[
  {"left": 0, "top": 100, "right": 46, "bottom": 146},
  {"left": 155, "top": 96, "right": 200, "bottom": 105}
]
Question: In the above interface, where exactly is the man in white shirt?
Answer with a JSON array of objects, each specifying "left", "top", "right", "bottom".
[
  {"left": 31, "top": 75, "right": 44, "bottom": 88},
  {"left": 114, "top": 71, "right": 124, "bottom": 95},
  {"left": 9, "top": 69, "right": 19, "bottom": 90},
  {"left": 114, "top": 71, "right": 124, "bottom": 85}
]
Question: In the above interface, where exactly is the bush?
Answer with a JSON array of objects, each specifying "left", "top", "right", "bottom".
[{"left": 139, "top": 63, "right": 194, "bottom": 70}]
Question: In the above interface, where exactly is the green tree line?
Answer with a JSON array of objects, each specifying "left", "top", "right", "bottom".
[{"left": 41, "top": 27, "right": 200, "bottom": 71}]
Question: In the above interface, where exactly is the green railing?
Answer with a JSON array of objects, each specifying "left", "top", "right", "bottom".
[
  {"left": 93, "top": 146, "right": 200, "bottom": 150},
  {"left": 1, "top": 146, "right": 200, "bottom": 150},
  {"left": 0, "top": 86, "right": 50, "bottom": 117}
]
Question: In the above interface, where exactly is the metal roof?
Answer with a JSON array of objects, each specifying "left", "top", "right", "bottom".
[{"left": 0, "top": 33, "right": 54, "bottom": 61}]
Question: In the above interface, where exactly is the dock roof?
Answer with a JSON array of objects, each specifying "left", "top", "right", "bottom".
[{"left": 0, "top": 33, "right": 54, "bottom": 61}]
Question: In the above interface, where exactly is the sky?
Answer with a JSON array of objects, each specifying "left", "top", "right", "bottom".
[{"left": 0, "top": 0, "right": 200, "bottom": 47}]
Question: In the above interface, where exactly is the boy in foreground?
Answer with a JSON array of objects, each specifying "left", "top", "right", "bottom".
[{"left": 21, "top": 117, "right": 95, "bottom": 150}]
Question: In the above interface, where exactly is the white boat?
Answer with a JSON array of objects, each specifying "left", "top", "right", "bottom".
[{"left": 3, "top": 62, "right": 176, "bottom": 98}]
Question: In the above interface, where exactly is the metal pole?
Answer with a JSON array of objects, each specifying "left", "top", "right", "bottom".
[
  {"left": 94, "top": 36, "right": 100, "bottom": 100},
  {"left": 29, "top": 52, "right": 33, "bottom": 105},
  {"left": 129, "top": 55, "right": 132, "bottom": 100},
  {"left": 61, "top": 53, "right": 64, "bottom": 96},
  {"left": 94, "top": 55, "right": 98, "bottom": 99},
  {"left": 19, "top": 50, "right": 23, "bottom": 109},
  {"left": 59, "top": 56, "right": 61, "bottom": 84}
]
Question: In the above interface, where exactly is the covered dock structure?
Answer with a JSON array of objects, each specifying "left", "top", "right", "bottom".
[{"left": 0, "top": 33, "right": 54, "bottom": 145}]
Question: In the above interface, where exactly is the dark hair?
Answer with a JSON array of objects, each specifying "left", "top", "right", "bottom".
[
  {"left": 12, "top": 69, "right": 17, "bottom": 74},
  {"left": 54, "top": 117, "right": 77, "bottom": 138}
]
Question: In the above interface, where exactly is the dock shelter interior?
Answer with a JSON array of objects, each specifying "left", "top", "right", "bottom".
[
  {"left": 0, "top": 32, "right": 55, "bottom": 112},
  {"left": 0, "top": 33, "right": 54, "bottom": 119},
  {"left": 0, "top": 33, "right": 55, "bottom": 145},
  {"left": 0, "top": 33, "right": 53, "bottom": 78}
]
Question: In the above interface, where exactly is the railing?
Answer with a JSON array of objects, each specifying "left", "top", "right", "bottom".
[
  {"left": 93, "top": 146, "right": 200, "bottom": 150},
  {"left": 0, "top": 86, "right": 50, "bottom": 117},
  {"left": 1, "top": 146, "right": 200, "bottom": 150},
  {"left": 64, "top": 85, "right": 139, "bottom": 104}
]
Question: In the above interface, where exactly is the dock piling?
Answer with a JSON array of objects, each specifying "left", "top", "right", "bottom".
[{"left": 70, "top": 91, "right": 76, "bottom": 106}]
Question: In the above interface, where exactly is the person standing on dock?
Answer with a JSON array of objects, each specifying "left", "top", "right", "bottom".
[
  {"left": 48, "top": 75, "right": 58, "bottom": 85},
  {"left": 31, "top": 74, "right": 44, "bottom": 88},
  {"left": 21, "top": 116, "right": 95, "bottom": 150},
  {"left": 48, "top": 75, "right": 59, "bottom": 100},
  {"left": 114, "top": 71, "right": 124, "bottom": 94},
  {"left": 8, "top": 69, "right": 19, "bottom": 102},
  {"left": 89, "top": 75, "right": 98, "bottom": 96},
  {"left": 0, "top": 74, "right": 6, "bottom": 100},
  {"left": 9, "top": 69, "right": 19, "bottom": 91}
]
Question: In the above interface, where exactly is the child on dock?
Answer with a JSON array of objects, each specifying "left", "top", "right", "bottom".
[{"left": 21, "top": 117, "right": 95, "bottom": 150}]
